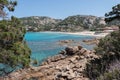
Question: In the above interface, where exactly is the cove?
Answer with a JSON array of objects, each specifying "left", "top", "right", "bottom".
[{"left": 24, "top": 32, "right": 95, "bottom": 65}]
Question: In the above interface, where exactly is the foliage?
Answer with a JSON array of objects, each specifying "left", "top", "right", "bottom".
[
  {"left": 105, "top": 4, "right": 120, "bottom": 28},
  {"left": 0, "top": 0, "right": 17, "bottom": 18},
  {"left": 0, "top": 17, "right": 31, "bottom": 76},
  {"left": 95, "top": 31, "right": 120, "bottom": 56},
  {"left": 85, "top": 31, "right": 120, "bottom": 79},
  {"left": 85, "top": 54, "right": 120, "bottom": 79},
  {"left": 84, "top": 4, "right": 120, "bottom": 80},
  {"left": 105, "top": 4, "right": 120, "bottom": 24},
  {"left": 0, "top": 0, "right": 31, "bottom": 76},
  {"left": 98, "top": 69, "right": 120, "bottom": 80}
]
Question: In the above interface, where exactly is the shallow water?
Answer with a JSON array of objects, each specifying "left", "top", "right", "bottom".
[{"left": 24, "top": 32, "right": 95, "bottom": 64}]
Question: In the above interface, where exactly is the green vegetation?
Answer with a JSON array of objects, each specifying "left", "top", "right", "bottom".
[
  {"left": 20, "top": 15, "right": 106, "bottom": 32},
  {"left": 0, "top": 0, "right": 31, "bottom": 76},
  {"left": 20, "top": 16, "right": 61, "bottom": 31},
  {"left": 0, "top": 0, "right": 17, "bottom": 17},
  {"left": 85, "top": 4, "right": 120, "bottom": 80},
  {"left": 98, "top": 66, "right": 120, "bottom": 80},
  {"left": 105, "top": 4, "right": 120, "bottom": 25},
  {"left": 56, "top": 15, "right": 106, "bottom": 32}
]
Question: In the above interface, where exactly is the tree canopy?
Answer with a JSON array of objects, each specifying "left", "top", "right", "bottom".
[
  {"left": 85, "top": 4, "right": 120, "bottom": 80},
  {"left": 105, "top": 4, "right": 120, "bottom": 26},
  {"left": 0, "top": 0, "right": 31, "bottom": 76},
  {"left": 0, "top": 0, "right": 17, "bottom": 18}
]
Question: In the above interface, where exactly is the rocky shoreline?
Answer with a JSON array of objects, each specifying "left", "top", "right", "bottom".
[
  {"left": 82, "top": 38, "right": 100, "bottom": 45},
  {"left": 1, "top": 45, "right": 99, "bottom": 80}
]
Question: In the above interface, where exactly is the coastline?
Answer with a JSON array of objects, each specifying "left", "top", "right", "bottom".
[
  {"left": 2, "top": 45, "right": 98, "bottom": 80},
  {"left": 1, "top": 31, "right": 109, "bottom": 80},
  {"left": 38, "top": 31, "right": 109, "bottom": 38}
]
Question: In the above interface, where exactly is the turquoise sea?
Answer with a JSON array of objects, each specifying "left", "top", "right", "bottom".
[
  {"left": 24, "top": 32, "right": 95, "bottom": 65},
  {"left": 0, "top": 32, "right": 95, "bottom": 75}
]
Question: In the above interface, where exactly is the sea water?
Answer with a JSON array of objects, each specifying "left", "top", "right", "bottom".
[
  {"left": 24, "top": 32, "right": 95, "bottom": 65},
  {"left": 0, "top": 32, "right": 96, "bottom": 75}
]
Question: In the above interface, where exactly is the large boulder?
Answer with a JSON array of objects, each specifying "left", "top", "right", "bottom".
[
  {"left": 78, "top": 45, "right": 83, "bottom": 50},
  {"left": 80, "top": 48, "right": 87, "bottom": 54},
  {"left": 65, "top": 46, "right": 79, "bottom": 55},
  {"left": 59, "top": 50, "right": 66, "bottom": 55}
]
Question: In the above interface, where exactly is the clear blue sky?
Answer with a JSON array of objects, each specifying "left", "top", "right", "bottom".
[{"left": 9, "top": 0, "right": 120, "bottom": 19}]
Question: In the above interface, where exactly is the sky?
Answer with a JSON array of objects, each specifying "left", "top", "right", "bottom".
[{"left": 9, "top": 0, "right": 120, "bottom": 19}]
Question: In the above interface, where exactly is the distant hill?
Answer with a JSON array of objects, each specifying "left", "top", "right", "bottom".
[
  {"left": 20, "top": 16, "right": 62, "bottom": 31},
  {"left": 55, "top": 15, "right": 106, "bottom": 32},
  {"left": 20, "top": 15, "right": 106, "bottom": 32}
]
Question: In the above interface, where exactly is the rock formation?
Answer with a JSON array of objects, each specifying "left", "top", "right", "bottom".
[
  {"left": 1, "top": 45, "right": 98, "bottom": 80},
  {"left": 83, "top": 38, "right": 100, "bottom": 45}
]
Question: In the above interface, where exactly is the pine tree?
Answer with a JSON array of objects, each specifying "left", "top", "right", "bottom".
[
  {"left": 85, "top": 4, "right": 120, "bottom": 80},
  {"left": 0, "top": 0, "right": 31, "bottom": 76},
  {"left": 105, "top": 4, "right": 120, "bottom": 28}
]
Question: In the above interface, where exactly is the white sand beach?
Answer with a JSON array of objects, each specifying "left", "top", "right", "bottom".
[
  {"left": 43, "top": 31, "right": 110, "bottom": 38},
  {"left": 64, "top": 31, "right": 110, "bottom": 38}
]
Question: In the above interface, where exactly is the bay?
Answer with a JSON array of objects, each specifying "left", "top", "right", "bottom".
[{"left": 24, "top": 32, "right": 95, "bottom": 65}]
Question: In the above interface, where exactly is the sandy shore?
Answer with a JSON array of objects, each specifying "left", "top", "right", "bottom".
[
  {"left": 40, "top": 31, "right": 110, "bottom": 38},
  {"left": 63, "top": 31, "right": 109, "bottom": 38},
  {"left": 44, "top": 31, "right": 109, "bottom": 38}
]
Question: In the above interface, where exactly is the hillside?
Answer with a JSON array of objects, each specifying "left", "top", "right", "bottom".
[
  {"left": 20, "top": 16, "right": 62, "bottom": 31},
  {"left": 20, "top": 15, "right": 106, "bottom": 32},
  {"left": 56, "top": 15, "right": 106, "bottom": 32}
]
